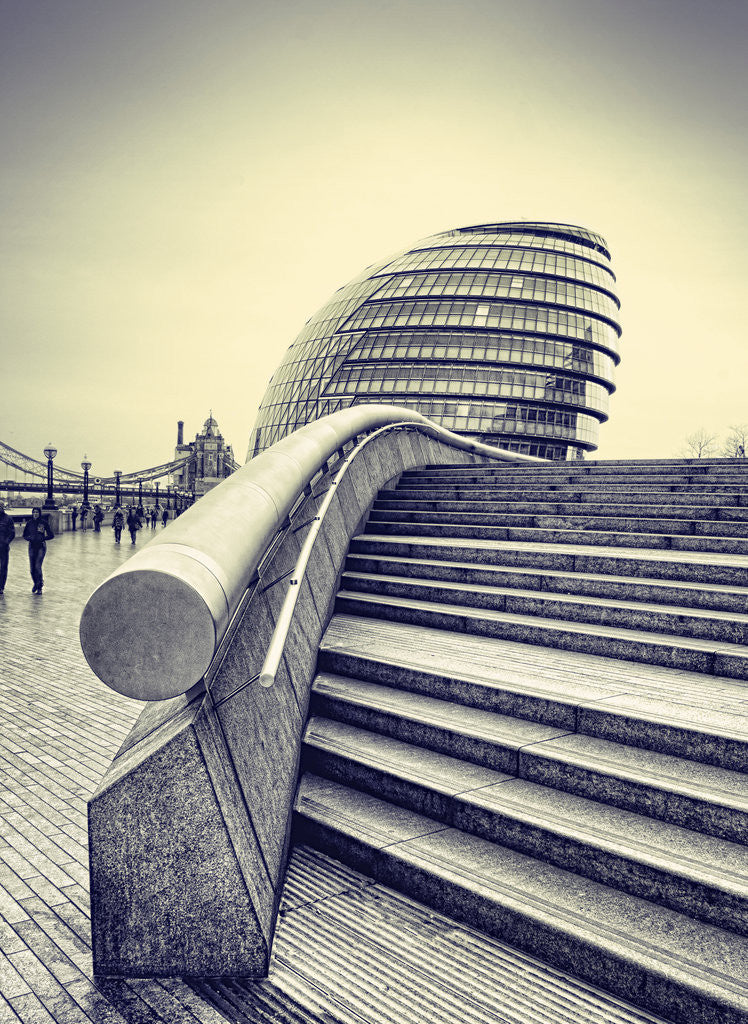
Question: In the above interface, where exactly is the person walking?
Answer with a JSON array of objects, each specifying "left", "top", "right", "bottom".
[
  {"left": 0, "top": 501, "right": 15, "bottom": 595},
  {"left": 161, "top": 507, "right": 168, "bottom": 527},
  {"left": 126, "top": 507, "right": 141, "bottom": 545},
  {"left": 93, "top": 505, "right": 104, "bottom": 532},
  {"left": 112, "top": 507, "right": 124, "bottom": 544},
  {"left": 150, "top": 508, "right": 157, "bottom": 529},
  {"left": 80, "top": 505, "right": 88, "bottom": 532},
  {"left": 23, "top": 507, "right": 54, "bottom": 594},
  {"left": 71, "top": 507, "right": 78, "bottom": 531}
]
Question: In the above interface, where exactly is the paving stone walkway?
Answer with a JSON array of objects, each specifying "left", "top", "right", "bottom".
[{"left": 0, "top": 524, "right": 224, "bottom": 1023}]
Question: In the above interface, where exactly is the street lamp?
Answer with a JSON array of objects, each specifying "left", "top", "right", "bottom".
[
  {"left": 43, "top": 444, "right": 57, "bottom": 509},
  {"left": 114, "top": 470, "right": 122, "bottom": 507},
  {"left": 81, "top": 456, "right": 91, "bottom": 509},
  {"left": 154, "top": 481, "right": 160, "bottom": 509}
]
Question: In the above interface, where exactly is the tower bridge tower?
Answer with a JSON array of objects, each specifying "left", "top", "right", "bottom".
[{"left": 172, "top": 414, "right": 236, "bottom": 497}]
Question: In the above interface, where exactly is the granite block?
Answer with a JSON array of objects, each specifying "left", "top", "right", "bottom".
[
  {"left": 191, "top": 700, "right": 278, "bottom": 941},
  {"left": 577, "top": 696, "right": 748, "bottom": 771},
  {"left": 92, "top": 693, "right": 206, "bottom": 797},
  {"left": 355, "top": 441, "right": 389, "bottom": 491},
  {"left": 319, "top": 495, "right": 356, "bottom": 572},
  {"left": 304, "top": 536, "right": 340, "bottom": 625},
  {"left": 212, "top": 663, "right": 303, "bottom": 895},
  {"left": 339, "top": 450, "right": 370, "bottom": 501},
  {"left": 519, "top": 734, "right": 748, "bottom": 843},
  {"left": 375, "top": 435, "right": 406, "bottom": 481},
  {"left": 89, "top": 725, "right": 269, "bottom": 977},
  {"left": 333, "top": 473, "right": 369, "bottom": 538},
  {"left": 260, "top": 530, "right": 303, "bottom": 620},
  {"left": 207, "top": 591, "right": 275, "bottom": 703},
  {"left": 279, "top": 575, "right": 324, "bottom": 718}
]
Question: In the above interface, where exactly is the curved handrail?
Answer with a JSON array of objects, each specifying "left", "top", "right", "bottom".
[
  {"left": 257, "top": 421, "right": 410, "bottom": 688},
  {"left": 79, "top": 404, "right": 540, "bottom": 701}
]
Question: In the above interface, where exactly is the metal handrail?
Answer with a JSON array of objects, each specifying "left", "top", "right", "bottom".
[
  {"left": 79, "top": 404, "right": 539, "bottom": 701},
  {"left": 257, "top": 422, "right": 404, "bottom": 687}
]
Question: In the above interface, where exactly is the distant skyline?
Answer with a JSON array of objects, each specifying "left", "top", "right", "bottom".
[{"left": 2, "top": 0, "right": 746, "bottom": 474}]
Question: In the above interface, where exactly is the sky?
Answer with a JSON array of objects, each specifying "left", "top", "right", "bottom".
[{"left": 1, "top": 0, "right": 746, "bottom": 476}]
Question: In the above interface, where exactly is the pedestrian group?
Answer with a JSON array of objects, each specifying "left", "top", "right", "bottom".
[
  {"left": 0, "top": 499, "right": 173, "bottom": 595},
  {"left": 0, "top": 502, "right": 55, "bottom": 596}
]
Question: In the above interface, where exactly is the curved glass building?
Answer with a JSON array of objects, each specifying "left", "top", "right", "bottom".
[{"left": 249, "top": 221, "right": 620, "bottom": 460}]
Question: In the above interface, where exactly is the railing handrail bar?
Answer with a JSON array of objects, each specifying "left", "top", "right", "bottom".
[{"left": 256, "top": 421, "right": 415, "bottom": 687}]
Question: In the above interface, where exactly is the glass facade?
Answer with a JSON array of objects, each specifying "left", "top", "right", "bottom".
[{"left": 249, "top": 221, "right": 620, "bottom": 460}]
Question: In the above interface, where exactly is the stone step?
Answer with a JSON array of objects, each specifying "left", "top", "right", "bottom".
[
  {"left": 319, "top": 617, "right": 748, "bottom": 771},
  {"left": 302, "top": 716, "right": 748, "bottom": 934},
  {"left": 387, "top": 486, "right": 748, "bottom": 501},
  {"left": 403, "top": 458, "right": 747, "bottom": 473},
  {"left": 363, "top": 519, "right": 748, "bottom": 554},
  {"left": 344, "top": 552, "right": 748, "bottom": 613},
  {"left": 294, "top": 775, "right": 748, "bottom": 1024},
  {"left": 375, "top": 497, "right": 748, "bottom": 520},
  {"left": 401, "top": 471, "right": 748, "bottom": 487},
  {"left": 340, "top": 570, "right": 748, "bottom": 644},
  {"left": 400, "top": 473, "right": 748, "bottom": 489},
  {"left": 401, "top": 464, "right": 748, "bottom": 481},
  {"left": 310, "top": 673, "right": 748, "bottom": 842},
  {"left": 351, "top": 534, "right": 748, "bottom": 586},
  {"left": 334, "top": 589, "right": 748, "bottom": 681},
  {"left": 368, "top": 508, "right": 748, "bottom": 538}
]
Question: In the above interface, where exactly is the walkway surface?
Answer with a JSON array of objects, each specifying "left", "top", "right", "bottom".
[{"left": 0, "top": 525, "right": 679, "bottom": 1024}]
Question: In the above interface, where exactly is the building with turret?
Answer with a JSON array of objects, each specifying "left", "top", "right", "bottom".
[{"left": 172, "top": 415, "right": 238, "bottom": 497}]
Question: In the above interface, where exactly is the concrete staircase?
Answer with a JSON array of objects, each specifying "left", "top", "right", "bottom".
[{"left": 292, "top": 459, "right": 748, "bottom": 1024}]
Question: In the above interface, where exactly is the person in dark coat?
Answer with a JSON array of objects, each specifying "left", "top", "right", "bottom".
[
  {"left": 112, "top": 507, "right": 124, "bottom": 544},
  {"left": 0, "top": 501, "right": 15, "bottom": 595},
  {"left": 80, "top": 505, "right": 88, "bottom": 531},
  {"left": 126, "top": 507, "right": 141, "bottom": 544},
  {"left": 23, "top": 507, "right": 54, "bottom": 594},
  {"left": 93, "top": 505, "right": 104, "bottom": 532},
  {"left": 161, "top": 507, "right": 168, "bottom": 527},
  {"left": 71, "top": 507, "right": 78, "bottom": 531}
]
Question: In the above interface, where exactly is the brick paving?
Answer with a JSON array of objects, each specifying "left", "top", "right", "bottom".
[{"left": 0, "top": 524, "right": 224, "bottom": 1023}]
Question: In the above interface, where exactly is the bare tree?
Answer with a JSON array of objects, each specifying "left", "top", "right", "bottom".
[
  {"left": 680, "top": 428, "right": 719, "bottom": 458},
  {"left": 722, "top": 424, "right": 747, "bottom": 458}
]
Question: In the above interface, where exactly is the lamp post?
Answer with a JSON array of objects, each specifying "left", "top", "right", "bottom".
[
  {"left": 154, "top": 481, "right": 160, "bottom": 509},
  {"left": 81, "top": 456, "right": 91, "bottom": 509},
  {"left": 137, "top": 479, "right": 144, "bottom": 514},
  {"left": 114, "top": 470, "right": 122, "bottom": 507},
  {"left": 43, "top": 444, "right": 57, "bottom": 509}
]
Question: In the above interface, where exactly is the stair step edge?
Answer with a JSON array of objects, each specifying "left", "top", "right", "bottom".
[{"left": 294, "top": 776, "right": 748, "bottom": 1024}]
